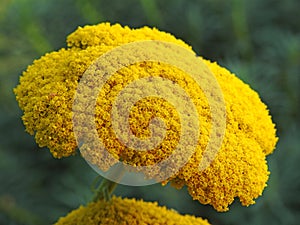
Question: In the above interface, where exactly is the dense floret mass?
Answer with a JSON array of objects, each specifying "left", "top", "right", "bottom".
[
  {"left": 54, "top": 196, "right": 211, "bottom": 225},
  {"left": 14, "top": 23, "right": 278, "bottom": 211}
]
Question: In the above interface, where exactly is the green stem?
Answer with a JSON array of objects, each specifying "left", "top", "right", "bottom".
[{"left": 93, "top": 177, "right": 118, "bottom": 202}]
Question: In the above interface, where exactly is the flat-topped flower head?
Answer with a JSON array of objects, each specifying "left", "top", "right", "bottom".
[
  {"left": 54, "top": 196, "right": 211, "bottom": 225},
  {"left": 14, "top": 22, "right": 278, "bottom": 211}
]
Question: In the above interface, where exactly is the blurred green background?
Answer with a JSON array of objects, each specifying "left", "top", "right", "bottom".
[{"left": 0, "top": 0, "right": 299, "bottom": 224}]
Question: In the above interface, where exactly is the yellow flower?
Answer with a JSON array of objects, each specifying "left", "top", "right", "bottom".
[
  {"left": 14, "top": 23, "right": 278, "bottom": 211},
  {"left": 54, "top": 196, "right": 211, "bottom": 225}
]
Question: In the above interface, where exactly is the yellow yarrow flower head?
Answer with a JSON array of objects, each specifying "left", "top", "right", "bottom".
[
  {"left": 54, "top": 196, "right": 211, "bottom": 225},
  {"left": 14, "top": 23, "right": 278, "bottom": 211}
]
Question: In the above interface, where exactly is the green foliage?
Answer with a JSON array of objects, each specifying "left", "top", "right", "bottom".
[{"left": 0, "top": 0, "right": 299, "bottom": 224}]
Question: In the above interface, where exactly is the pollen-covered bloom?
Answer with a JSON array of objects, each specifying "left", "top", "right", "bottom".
[
  {"left": 54, "top": 196, "right": 211, "bottom": 225},
  {"left": 14, "top": 23, "right": 278, "bottom": 211}
]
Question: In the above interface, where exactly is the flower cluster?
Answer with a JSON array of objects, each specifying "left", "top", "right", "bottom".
[
  {"left": 54, "top": 196, "right": 211, "bottom": 225},
  {"left": 14, "top": 23, "right": 278, "bottom": 211}
]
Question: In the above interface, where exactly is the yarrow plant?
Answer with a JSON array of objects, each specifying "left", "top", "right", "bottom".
[{"left": 14, "top": 23, "right": 278, "bottom": 224}]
